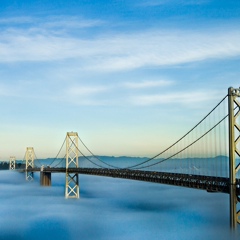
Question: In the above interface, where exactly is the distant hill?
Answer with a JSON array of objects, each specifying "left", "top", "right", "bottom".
[
  {"left": 0, "top": 155, "right": 233, "bottom": 170},
  {"left": 0, "top": 161, "right": 9, "bottom": 170}
]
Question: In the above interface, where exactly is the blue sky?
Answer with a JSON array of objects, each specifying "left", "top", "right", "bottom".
[{"left": 0, "top": 0, "right": 240, "bottom": 159}]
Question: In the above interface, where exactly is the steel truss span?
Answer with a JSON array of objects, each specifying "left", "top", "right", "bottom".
[{"left": 30, "top": 167, "right": 240, "bottom": 195}]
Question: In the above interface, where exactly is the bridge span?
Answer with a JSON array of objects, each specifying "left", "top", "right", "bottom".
[
  {"left": 9, "top": 86, "right": 240, "bottom": 229},
  {"left": 30, "top": 167, "right": 238, "bottom": 194}
]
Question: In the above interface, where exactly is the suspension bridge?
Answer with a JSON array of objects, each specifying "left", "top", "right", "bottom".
[{"left": 8, "top": 87, "right": 240, "bottom": 229}]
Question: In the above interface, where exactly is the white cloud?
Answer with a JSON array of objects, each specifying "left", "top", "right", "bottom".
[
  {"left": 124, "top": 80, "right": 173, "bottom": 89},
  {"left": 0, "top": 25, "right": 240, "bottom": 72},
  {"left": 67, "top": 85, "right": 109, "bottom": 96},
  {"left": 137, "top": 0, "right": 209, "bottom": 7},
  {"left": 130, "top": 90, "right": 221, "bottom": 106},
  {"left": 0, "top": 83, "right": 20, "bottom": 97},
  {"left": 0, "top": 16, "right": 104, "bottom": 29},
  {"left": 0, "top": 16, "right": 33, "bottom": 24},
  {"left": 91, "top": 29, "right": 240, "bottom": 72},
  {"left": 53, "top": 85, "right": 112, "bottom": 106},
  {"left": 42, "top": 17, "right": 104, "bottom": 29}
]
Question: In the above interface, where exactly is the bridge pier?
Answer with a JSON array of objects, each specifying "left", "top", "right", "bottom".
[
  {"left": 65, "top": 132, "right": 79, "bottom": 198},
  {"left": 40, "top": 166, "right": 51, "bottom": 186},
  {"left": 40, "top": 172, "right": 51, "bottom": 186},
  {"left": 228, "top": 87, "right": 240, "bottom": 229}
]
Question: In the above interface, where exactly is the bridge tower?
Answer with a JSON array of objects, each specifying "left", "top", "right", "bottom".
[
  {"left": 228, "top": 87, "right": 240, "bottom": 229},
  {"left": 65, "top": 132, "right": 79, "bottom": 198},
  {"left": 9, "top": 156, "right": 16, "bottom": 170},
  {"left": 25, "top": 147, "right": 35, "bottom": 181}
]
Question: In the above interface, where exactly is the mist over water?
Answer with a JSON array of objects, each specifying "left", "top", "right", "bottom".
[{"left": 0, "top": 170, "right": 239, "bottom": 240}]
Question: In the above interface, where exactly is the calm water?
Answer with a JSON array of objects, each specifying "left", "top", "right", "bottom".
[{"left": 0, "top": 170, "right": 239, "bottom": 240}]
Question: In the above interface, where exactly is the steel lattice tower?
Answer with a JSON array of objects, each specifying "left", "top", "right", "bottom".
[
  {"left": 228, "top": 87, "right": 240, "bottom": 229},
  {"left": 25, "top": 147, "right": 34, "bottom": 181},
  {"left": 9, "top": 156, "right": 16, "bottom": 170},
  {"left": 65, "top": 132, "right": 79, "bottom": 198}
]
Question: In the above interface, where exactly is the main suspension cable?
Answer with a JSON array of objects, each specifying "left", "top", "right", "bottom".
[
  {"left": 126, "top": 94, "right": 228, "bottom": 169},
  {"left": 133, "top": 113, "right": 229, "bottom": 170},
  {"left": 78, "top": 136, "right": 122, "bottom": 169},
  {"left": 76, "top": 94, "right": 228, "bottom": 170},
  {"left": 69, "top": 137, "right": 110, "bottom": 169},
  {"left": 47, "top": 137, "right": 67, "bottom": 167}
]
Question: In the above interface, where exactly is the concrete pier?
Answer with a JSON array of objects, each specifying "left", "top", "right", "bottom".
[{"left": 40, "top": 171, "right": 51, "bottom": 186}]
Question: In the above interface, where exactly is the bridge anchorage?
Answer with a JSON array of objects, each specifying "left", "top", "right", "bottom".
[
  {"left": 228, "top": 87, "right": 240, "bottom": 229},
  {"left": 65, "top": 132, "right": 79, "bottom": 199},
  {"left": 25, "top": 147, "right": 35, "bottom": 181},
  {"left": 9, "top": 156, "right": 16, "bottom": 170}
]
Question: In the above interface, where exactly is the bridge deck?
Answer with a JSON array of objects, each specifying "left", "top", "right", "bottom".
[{"left": 26, "top": 167, "right": 239, "bottom": 194}]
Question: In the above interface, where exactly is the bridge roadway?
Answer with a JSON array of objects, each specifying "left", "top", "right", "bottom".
[{"left": 28, "top": 167, "right": 240, "bottom": 195}]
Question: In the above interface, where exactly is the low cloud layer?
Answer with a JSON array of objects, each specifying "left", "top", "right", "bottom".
[{"left": 0, "top": 170, "right": 238, "bottom": 240}]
